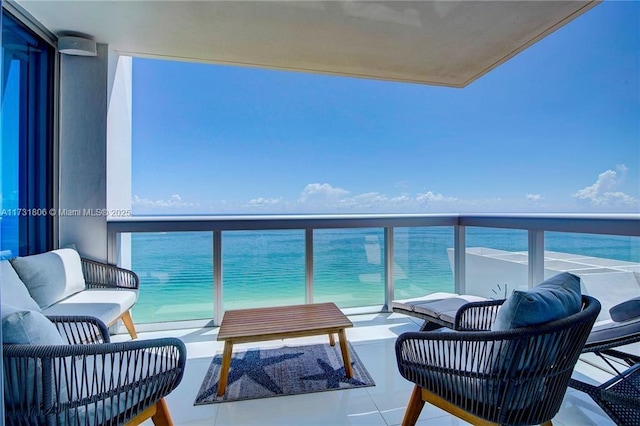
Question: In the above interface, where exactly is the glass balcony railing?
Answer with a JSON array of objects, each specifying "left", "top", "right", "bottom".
[
  {"left": 223, "top": 230, "right": 305, "bottom": 311},
  {"left": 131, "top": 231, "right": 214, "bottom": 323},
  {"left": 314, "top": 228, "right": 385, "bottom": 308},
  {"left": 461, "top": 227, "right": 530, "bottom": 297},
  {"left": 394, "top": 227, "right": 455, "bottom": 300},
  {"left": 107, "top": 214, "right": 640, "bottom": 328}
]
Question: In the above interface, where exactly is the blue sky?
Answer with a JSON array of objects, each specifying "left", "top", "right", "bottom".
[{"left": 132, "top": 1, "right": 639, "bottom": 215}]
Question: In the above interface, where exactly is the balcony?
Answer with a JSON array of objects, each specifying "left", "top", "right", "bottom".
[
  {"left": 3, "top": 1, "right": 639, "bottom": 423},
  {"left": 107, "top": 213, "right": 639, "bottom": 328},
  {"left": 117, "top": 311, "right": 622, "bottom": 425},
  {"left": 100, "top": 213, "right": 639, "bottom": 424}
]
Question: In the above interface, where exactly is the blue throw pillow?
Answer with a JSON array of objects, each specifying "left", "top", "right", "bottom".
[
  {"left": 492, "top": 272, "right": 582, "bottom": 331},
  {"left": 2, "top": 304, "right": 67, "bottom": 410},
  {"left": 2, "top": 304, "right": 65, "bottom": 345}
]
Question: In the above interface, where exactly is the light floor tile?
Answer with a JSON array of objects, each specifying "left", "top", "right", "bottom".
[
  {"left": 131, "top": 312, "right": 627, "bottom": 426},
  {"left": 553, "top": 390, "right": 616, "bottom": 426},
  {"left": 213, "top": 388, "right": 385, "bottom": 426}
]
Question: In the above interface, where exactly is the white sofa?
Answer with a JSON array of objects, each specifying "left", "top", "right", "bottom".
[{"left": 1, "top": 248, "right": 139, "bottom": 338}]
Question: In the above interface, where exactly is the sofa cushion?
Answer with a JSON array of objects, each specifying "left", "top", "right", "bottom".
[
  {"left": 588, "top": 317, "right": 640, "bottom": 347},
  {"left": 610, "top": 297, "right": 640, "bottom": 323},
  {"left": 42, "top": 289, "right": 138, "bottom": 326},
  {"left": 492, "top": 272, "right": 582, "bottom": 331},
  {"left": 393, "top": 293, "right": 487, "bottom": 325},
  {"left": 1, "top": 304, "right": 65, "bottom": 345},
  {"left": 1, "top": 260, "right": 41, "bottom": 312},
  {"left": 11, "top": 248, "right": 86, "bottom": 309}
]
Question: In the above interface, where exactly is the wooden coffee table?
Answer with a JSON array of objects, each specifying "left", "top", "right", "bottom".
[{"left": 215, "top": 302, "right": 354, "bottom": 396}]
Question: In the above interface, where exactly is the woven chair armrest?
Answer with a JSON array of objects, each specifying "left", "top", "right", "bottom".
[
  {"left": 47, "top": 315, "right": 111, "bottom": 344},
  {"left": 3, "top": 337, "right": 185, "bottom": 368},
  {"left": 3, "top": 338, "right": 186, "bottom": 424},
  {"left": 81, "top": 257, "right": 139, "bottom": 290},
  {"left": 3, "top": 338, "right": 186, "bottom": 420},
  {"left": 395, "top": 330, "right": 509, "bottom": 377},
  {"left": 454, "top": 299, "right": 505, "bottom": 331}
]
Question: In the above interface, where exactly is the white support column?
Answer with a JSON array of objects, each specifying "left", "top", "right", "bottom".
[
  {"left": 59, "top": 44, "right": 109, "bottom": 261},
  {"left": 383, "top": 227, "right": 394, "bottom": 312},
  {"left": 213, "top": 230, "right": 223, "bottom": 325},
  {"left": 107, "top": 232, "right": 118, "bottom": 265},
  {"left": 305, "top": 228, "right": 314, "bottom": 304},
  {"left": 528, "top": 230, "right": 545, "bottom": 288},
  {"left": 454, "top": 225, "right": 466, "bottom": 294},
  {"left": 106, "top": 54, "right": 132, "bottom": 268}
]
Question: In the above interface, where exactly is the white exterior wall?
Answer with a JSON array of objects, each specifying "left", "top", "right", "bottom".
[
  {"left": 106, "top": 54, "right": 133, "bottom": 268},
  {"left": 58, "top": 44, "right": 109, "bottom": 261}
]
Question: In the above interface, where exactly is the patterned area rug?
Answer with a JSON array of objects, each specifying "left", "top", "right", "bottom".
[{"left": 194, "top": 342, "right": 375, "bottom": 404}]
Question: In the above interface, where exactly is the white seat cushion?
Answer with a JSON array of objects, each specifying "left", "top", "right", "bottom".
[{"left": 42, "top": 289, "right": 138, "bottom": 326}]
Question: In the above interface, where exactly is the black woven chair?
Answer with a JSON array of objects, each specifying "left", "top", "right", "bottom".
[
  {"left": 395, "top": 295, "right": 600, "bottom": 426},
  {"left": 568, "top": 321, "right": 640, "bottom": 426},
  {"left": 81, "top": 257, "right": 140, "bottom": 338},
  {"left": 3, "top": 315, "right": 186, "bottom": 425}
]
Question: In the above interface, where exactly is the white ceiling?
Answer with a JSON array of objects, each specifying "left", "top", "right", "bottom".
[{"left": 16, "top": 1, "right": 599, "bottom": 87}]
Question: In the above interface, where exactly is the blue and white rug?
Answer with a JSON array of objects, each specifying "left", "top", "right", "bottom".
[{"left": 194, "top": 342, "right": 375, "bottom": 404}]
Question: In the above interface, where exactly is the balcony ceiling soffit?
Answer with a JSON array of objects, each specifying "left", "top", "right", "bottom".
[{"left": 16, "top": 0, "right": 599, "bottom": 87}]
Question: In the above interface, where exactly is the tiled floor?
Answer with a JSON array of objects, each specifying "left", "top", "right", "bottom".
[{"left": 117, "top": 313, "right": 620, "bottom": 426}]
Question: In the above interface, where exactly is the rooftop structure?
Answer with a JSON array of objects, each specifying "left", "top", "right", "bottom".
[{"left": 449, "top": 247, "right": 640, "bottom": 320}]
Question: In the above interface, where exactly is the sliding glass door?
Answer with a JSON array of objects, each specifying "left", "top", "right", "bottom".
[{"left": 1, "top": 9, "right": 54, "bottom": 257}]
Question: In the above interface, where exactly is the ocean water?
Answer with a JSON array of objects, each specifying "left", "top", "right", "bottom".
[{"left": 130, "top": 227, "right": 640, "bottom": 324}]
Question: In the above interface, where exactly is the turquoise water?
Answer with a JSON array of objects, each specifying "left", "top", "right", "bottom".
[{"left": 130, "top": 228, "right": 640, "bottom": 324}]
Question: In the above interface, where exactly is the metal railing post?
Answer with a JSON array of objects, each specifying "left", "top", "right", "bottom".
[
  {"left": 528, "top": 230, "right": 545, "bottom": 288},
  {"left": 305, "top": 228, "right": 314, "bottom": 304},
  {"left": 454, "top": 225, "right": 466, "bottom": 294},
  {"left": 383, "top": 227, "right": 394, "bottom": 312},
  {"left": 213, "top": 230, "right": 223, "bottom": 326}
]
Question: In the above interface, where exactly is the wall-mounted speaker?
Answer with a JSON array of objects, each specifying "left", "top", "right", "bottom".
[{"left": 58, "top": 36, "right": 97, "bottom": 56}]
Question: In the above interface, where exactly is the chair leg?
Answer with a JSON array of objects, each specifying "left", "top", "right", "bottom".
[
  {"left": 121, "top": 310, "right": 138, "bottom": 339},
  {"left": 151, "top": 398, "right": 173, "bottom": 426},
  {"left": 125, "top": 399, "right": 173, "bottom": 426},
  {"left": 402, "top": 385, "right": 425, "bottom": 426}
]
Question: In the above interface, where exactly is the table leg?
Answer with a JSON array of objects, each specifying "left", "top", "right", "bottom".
[
  {"left": 337, "top": 329, "right": 353, "bottom": 378},
  {"left": 329, "top": 333, "right": 335, "bottom": 346},
  {"left": 217, "top": 340, "right": 234, "bottom": 396}
]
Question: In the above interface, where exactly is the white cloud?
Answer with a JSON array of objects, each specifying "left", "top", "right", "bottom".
[
  {"left": 292, "top": 183, "right": 463, "bottom": 212},
  {"left": 132, "top": 194, "right": 199, "bottom": 209},
  {"left": 299, "top": 183, "right": 349, "bottom": 202},
  {"left": 247, "top": 197, "right": 283, "bottom": 207},
  {"left": 616, "top": 164, "right": 629, "bottom": 178},
  {"left": 337, "top": 192, "right": 390, "bottom": 209},
  {"left": 526, "top": 194, "right": 543, "bottom": 202},
  {"left": 572, "top": 165, "right": 638, "bottom": 207},
  {"left": 416, "top": 191, "right": 458, "bottom": 203}
]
